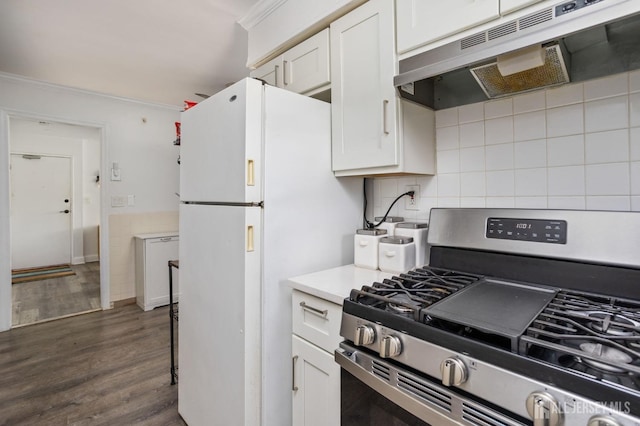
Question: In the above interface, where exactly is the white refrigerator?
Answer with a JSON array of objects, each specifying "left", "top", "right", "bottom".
[{"left": 178, "top": 78, "right": 362, "bottom": 426}]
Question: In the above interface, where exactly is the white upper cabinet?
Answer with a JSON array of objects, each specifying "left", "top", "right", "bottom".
[
  {"left": 331, "top": 0, "right": 435, "bottom": 176},
  {"left": 250, "top": 29, "right": 330, "bottom": 96},
  {"left": 396, "top": 0, "right": 500, "bottom": 54},
  {"left": 500, "top": 0, "right": 545, "bottom": 15}
]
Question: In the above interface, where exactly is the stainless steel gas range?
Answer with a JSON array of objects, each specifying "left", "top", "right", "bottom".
[{"left": 336, "top": 208, "right": 640, "bottom": 426}]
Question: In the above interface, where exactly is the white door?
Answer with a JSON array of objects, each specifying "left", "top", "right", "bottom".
[{"left": 10, "top": 154, "right": 72, "bottom": 269}]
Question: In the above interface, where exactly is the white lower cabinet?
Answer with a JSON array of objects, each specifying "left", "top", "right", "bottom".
[
  {"left": 291, "top": 290, "right": 342, "bottom": 425},
  {"left": 134, "top": 233, "right": 179, "bottom": 311}
]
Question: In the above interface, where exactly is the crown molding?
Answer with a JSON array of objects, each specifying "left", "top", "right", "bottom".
[{"left": 238, "top": 0, "right": 288, "bottom": 30}]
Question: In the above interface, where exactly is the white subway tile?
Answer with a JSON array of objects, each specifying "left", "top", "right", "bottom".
[
  {"left": 485, "top": 98, "right": 513, "bottom": 119},
  {"left": 515, "top": 139, "right": 547, "bottom": 169},
  {"left": 515, "top": 197, "right": 548, "bottom": 208},
  {"left": 548, "top": 166, "right": 585, "bottom": 196},
  {"left": 460, "top": 197, "right": 486, "bottom": 207},
  {"left": 546, "top": 83, "right": 583, "bottom": 108},
  {"left": 548, "top": 196, "right": 586, "bottom": 209},
  {"left": 630, "top": 70, "right": 640, "bottom": 93},
  {"left": 631, "top": 93, "right": 640, "bottom": 128},
  {"left": 584, "top": 73, "right": 628, "bottom": 101},
  {"left": 436, "top": 126, "right": 459, "bottom": 151},
  {"left": 513, "top": 91, "right": 546, "bottom": 114},
  {"left": 435, "top": 108, "right": 458, "bottom": 128},
  {"left": 514, "top": 110, "right": 546, "bottom": 142},
  {"left": 373, "top": 179, "right": 382, "bottom": 207},
  {"left": 632, "top": 128, "right": 640, "bottom": 162},
  {"left": 632, "top": 196, "right": 640, "bottom": 212},
  {"left": 378, "top": 178, "right": 399, "bottom": 198},
  {"left": 585, "top": 95, "right": 629, "bottom": 133},
  {"left": 437, "top": 174, "right": 460, "bottom": 197},
  {"left": 460, "top": 172, "right": 486, "bottom": 196},
  {"left": 586, "top": 196, "right": 631, "bottom": 211},
  {"left": 485, "top": 116, "right": 514, "bottom": 145},
  {"left": 380, "top": 197, "right": 400, "bottom": 216},
  {"left": 437, "top": 149, "right": 460, "bottom": 173},
  {"left": 486, "top": 197, "right": 515, "bottom": 207},
  {"left": 547, "top": 135, "right": 585, "bottom": 167},
  {"left": 459, "top": 122, "right": 485, "bottom": 147},
  {"left": 585, "top": 129, "right": 629, "bottom": 164},
  {"left": 459, "top": 147, "right": 486, "bottom": 172},
  {"left": 486, "top": 170, "right": 515, "bottom": 196},
  {"left": 485, "top": 143, "right": 514, "bottom": 171},
  {"left": 515, "top": 168, "right": 547, "bottom": 196},
  {"left": 585, "top": 163, "right": 630, "bottom": 196},
  {"left": 418, "top": 197, "right": 438, "bottom": 213},
  {"left": 632, "top": 162, "right": 640, "bottom": 195},
  {"left": 438, "top": 197, "right": 461, "bottom": 207},
  {"left": 458, "top": 103, "right": 484, "bottom": 124},
  {"left": 546, "top": 104, "right": 584, "bottom": 138},
  {"left": 416, "top": 175, "right": 438, "bottom": 197}
]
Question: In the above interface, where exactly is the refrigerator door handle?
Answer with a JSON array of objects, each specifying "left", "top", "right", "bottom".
[
  {"left": 247, "top": 225, "right": 254, "bottom": 252},
  {"left": 247, "top": 159, "right": 255, "bottom": 186}
]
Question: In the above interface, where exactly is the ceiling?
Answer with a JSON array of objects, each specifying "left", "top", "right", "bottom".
[{"left": 0, "top": 0, "right": 260, "bottom": 106}]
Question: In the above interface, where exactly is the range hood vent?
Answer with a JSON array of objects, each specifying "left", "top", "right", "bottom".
[{"left": 396, "top": 0, "right": 640, "bottom": 110}]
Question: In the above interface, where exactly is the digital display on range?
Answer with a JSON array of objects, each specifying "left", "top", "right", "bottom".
[{"left": 486, "top": 218, "right": 567, "bottom": 244}]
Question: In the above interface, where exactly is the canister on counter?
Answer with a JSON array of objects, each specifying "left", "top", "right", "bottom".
[
  {"left": 354, "top": 228, "right": 388, "bottom": 270},
  {"left": 378, "top": 236, "right": 416, "bottom": 274},
  {"left": 373, "top": 216, "right": 405, "bottom": 236},
  {"left": 395, "top": 222, "right": 429, "bottom": 268}
]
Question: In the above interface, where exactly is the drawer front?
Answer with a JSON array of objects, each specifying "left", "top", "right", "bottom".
[{"left": 292, "top": 290, "right": 342, "bottom": 353}]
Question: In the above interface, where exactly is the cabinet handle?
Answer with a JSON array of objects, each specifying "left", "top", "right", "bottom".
[
  {"left": 160, "top": 237, "right": 173, "bottom": 242},
  {"left": 299, "top": 301, "right": 328, "bottom": 318},
  {"left": 383, "top": 99, "right": 390, "bottom": 135},
  {"left": 283, "top": 60, "right": 288, "bottom": 85},
  {"left": 274, "top": 65, "right": 279, "bottom": 87},
  {"left": 247, "top": 225, "right": 254, "bottom": 252},
  {"left": 292, "top": 355, "right": 299, "bottom": 391},
  {"left": 247, "top": 159, "right": 255, "bottom": 186}
]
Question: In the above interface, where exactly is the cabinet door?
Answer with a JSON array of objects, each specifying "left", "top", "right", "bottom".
[
  {"left": 250, "top": 55, "right": 283, "bottom": 87},
  {"left": 331, "top": 0, "right": 398, "bottom": 171},
  {"left": 292, "top": 335, "right": 340, "bottom": 426},
  {"left": 396, "top": 0, "right": 499, "bottom": 54},
  {"left": 282, "top": 28, "right": 330, "bottom": 94},
  {"left": 145, "top": 237, "right": 179, "bottom": 304}
]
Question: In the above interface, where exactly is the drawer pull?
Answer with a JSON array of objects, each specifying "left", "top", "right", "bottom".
[
  {"left": 299, "top": 301, "right": 328, "bottom": 318},
  {"left": 292, "top": 355, "right": 299, "bottom": 391}
]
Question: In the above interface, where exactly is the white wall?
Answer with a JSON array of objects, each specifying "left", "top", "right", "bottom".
[
  {"left": 373, "top": 70, "right": 640, "bottom": 219},
  {"left": 0, "top": 72, "right": 181, "bottom": 331},
  {"left": 10, "top": 118, "right": 101, "bottom": 264}
]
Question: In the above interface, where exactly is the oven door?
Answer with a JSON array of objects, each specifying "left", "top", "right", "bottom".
[{"left": 335, "top": 342, "right": 527, "bottom": 426}]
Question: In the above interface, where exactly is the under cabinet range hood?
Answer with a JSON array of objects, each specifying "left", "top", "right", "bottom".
[{"left": 396, "top": 0, "right": 640, "bottom": 110}]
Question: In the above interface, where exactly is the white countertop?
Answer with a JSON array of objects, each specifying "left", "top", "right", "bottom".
[
  {"left": 133, "top": 231, "right": 179, "bottom": 239},
  {"left": 287, "top": 264, "right": 394, "bottom": 305}
]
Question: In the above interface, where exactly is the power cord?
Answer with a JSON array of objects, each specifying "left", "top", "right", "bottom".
[{"left": 362, "top": 179, "right": 415, "bottom": 229}]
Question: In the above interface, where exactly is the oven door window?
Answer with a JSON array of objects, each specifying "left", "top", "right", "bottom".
[{"left": 341, "top": 369, "right": 430, "bottom": 426}]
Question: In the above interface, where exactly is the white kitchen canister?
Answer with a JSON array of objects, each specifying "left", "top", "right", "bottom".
[
  {"left": 395, "top": 222, "right": 429, "bottom": 268},
  {"left": 354, "top": 228, "right": 388, "bottom": 270},
  {"left": 373, "top": 216, "right": 405, "bottom": 236},
  {"left": 378, "top": 236, "right": 416, "bottom": 274}
]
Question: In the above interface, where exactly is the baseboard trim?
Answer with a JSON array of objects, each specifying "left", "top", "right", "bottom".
[
  {"left": 112, "top": 297, "right": 136, "bottom": 308},
  {"left": 84, "top": 254, "right": 100, "bottom": 263}
]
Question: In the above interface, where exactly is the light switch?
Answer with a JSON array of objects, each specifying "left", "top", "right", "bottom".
[
  {"left": 127, "top": 195, "right": 135, "bottom": 206},
  {"left": 111, "top": 195, "right": 127, "bottom": 207}
]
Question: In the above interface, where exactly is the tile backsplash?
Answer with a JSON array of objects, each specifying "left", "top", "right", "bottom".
[{"left": 372, "top": 70, "right": 640, "bottom": 220}]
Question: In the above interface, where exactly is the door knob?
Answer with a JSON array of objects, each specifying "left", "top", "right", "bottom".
[
  {"left": 60, "top": 209, "right": 70, "bottom": 214},
  {"left": 64, "top": 199, "right": 69, "bottom": 203}
]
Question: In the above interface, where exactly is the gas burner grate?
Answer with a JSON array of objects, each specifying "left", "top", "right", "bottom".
[
  {"left": 523, "top": 290, "right": 640, "bottom": 382},
  {"left": 349, "top": 267, "right": 481, "bottom": 321}
]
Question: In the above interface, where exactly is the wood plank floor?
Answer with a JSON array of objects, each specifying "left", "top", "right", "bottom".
[
  {"left": 12, "top": 262, "right": 101, "bottom": 327},
  {"left": 0, "top": 304, "right": 186, "bottom": 425}
]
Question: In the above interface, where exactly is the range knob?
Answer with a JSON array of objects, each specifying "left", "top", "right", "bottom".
[
  {"left": 380, "top": 335, "right": 402, "bottom": 358},
  {"left": 588, "top": 415, "right": 621, "bottom": 426},
  {"left": 353, "top": 325, "right": 376, "bottom": 346},
  {"left": 526, "top": 391, "right": 562, "bottom": 426},
  {"left": 440, "top": 357, "right": 467, "bottom": 387}
]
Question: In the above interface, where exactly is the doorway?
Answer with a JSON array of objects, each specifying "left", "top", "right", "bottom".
[{"left": 9, "top": 117, "right": 102, "bottom": 327}]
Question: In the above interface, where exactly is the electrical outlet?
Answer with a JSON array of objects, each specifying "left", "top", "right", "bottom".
[{"left": 405, "top": 185, "right": 420, "bottom": 211}]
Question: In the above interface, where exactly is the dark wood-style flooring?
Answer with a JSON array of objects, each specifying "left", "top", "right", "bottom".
[
  {"left": 12, "top": 262, "right": 101, "bottom": 327},
  {"left": 0, "top": 304, "right": 185, "bottom": 425}
]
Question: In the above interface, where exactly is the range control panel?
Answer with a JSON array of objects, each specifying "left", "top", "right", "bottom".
[
  {"left": 486, "top": 218, "right": 567, "bottom": 244},
  {"left": 556, "top": 0, "right": 605, "bottom": 17}
]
